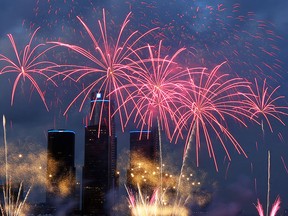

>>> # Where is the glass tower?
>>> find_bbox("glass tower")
[82,91,117,216]
[46,129,77,215]
[127,128,159,195]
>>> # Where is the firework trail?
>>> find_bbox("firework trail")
[121,40,193,196]
[126,184,159,215]
[255,152,281,216]
[34,0,100,32]
[255,200,265,216]
[266,151,271,216]
[240,79,287,216]
[0,28,59,111]
[2,116,8,191]
[238,73,287,216]
[255,196,281,216]
[34,0,78,28]
[124,40,190,140]
[1,116,32,216]
[50,9,157,134]
[175,62,250,171]
[125,184,189,216]
[175,122,196,202]
[136,2,284,79]
[240,78,288,133]
[281,156,288,174]
[269,197,281,216]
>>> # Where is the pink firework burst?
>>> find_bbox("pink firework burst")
[255,199,265,216]
[0,27,59,111]
[51,9,157,132]
[255,197,281,216]
[119,40,193,196]
[123,40,191,140]
[241,78,288,132]
[175,62,250,171]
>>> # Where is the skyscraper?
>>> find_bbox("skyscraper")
[129,129,159,163]
[127,128,159,195]
[46,129,77,215]
[82,91,117,216]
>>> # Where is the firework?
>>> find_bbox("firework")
[255,199,265,216]
[0,145,47,188]
[127,152,202,195]
[175,62,250,171]
[34,0,98,32]
[266,151,271,216]
[240,78,288,133]
[121,40,194,196]
[269,197,281,216]
[50,9,157,134]
[255,196,281,216]
[0,181,31,216]
[123,40,191,139]
[0,116,31,216]
[0,28,59,111]
[125,184,189,216]
[281,156,288,174]
[138,2,284,78]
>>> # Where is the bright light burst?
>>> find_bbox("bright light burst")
[1,116,31,216]
[0,180,31,216]
[126,185,189,216]
[241,79,288,132]
[120,40,191,196]
[123,40,191,140]
[0,28,59,111]
[0,2,287,214]
[175,62,250,171]
[255,197,281,216]
[51,9,157,133]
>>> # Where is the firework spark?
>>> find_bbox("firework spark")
[50,9,157,134]
[255,199,265,216]
[141,2,284,78]
[120,40,193,196]
[281,156,288,174]
[255,196,281,216]
[123,40,190,140]
[0,116,31,216]
[240,78,288,132]
[126,185,189,216]
[0,28,59,111]
[175,62,250,171]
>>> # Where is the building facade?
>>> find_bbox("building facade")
[46,129,77,215]
[82,91,118,216]
[127,128,159,195]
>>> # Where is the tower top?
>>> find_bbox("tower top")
[91,91,109,102]
[48,129,75,134]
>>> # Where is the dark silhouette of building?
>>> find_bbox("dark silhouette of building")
[130,130,159,162]
[127,129,159,195]
[46,129,77,215]
[82,91,118,216]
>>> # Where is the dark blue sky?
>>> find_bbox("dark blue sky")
[0,0,287,215]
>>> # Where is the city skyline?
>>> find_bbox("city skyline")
[0,0,288,215]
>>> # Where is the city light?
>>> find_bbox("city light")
[0,1,287,215]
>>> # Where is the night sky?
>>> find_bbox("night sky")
[0,0,288,215]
